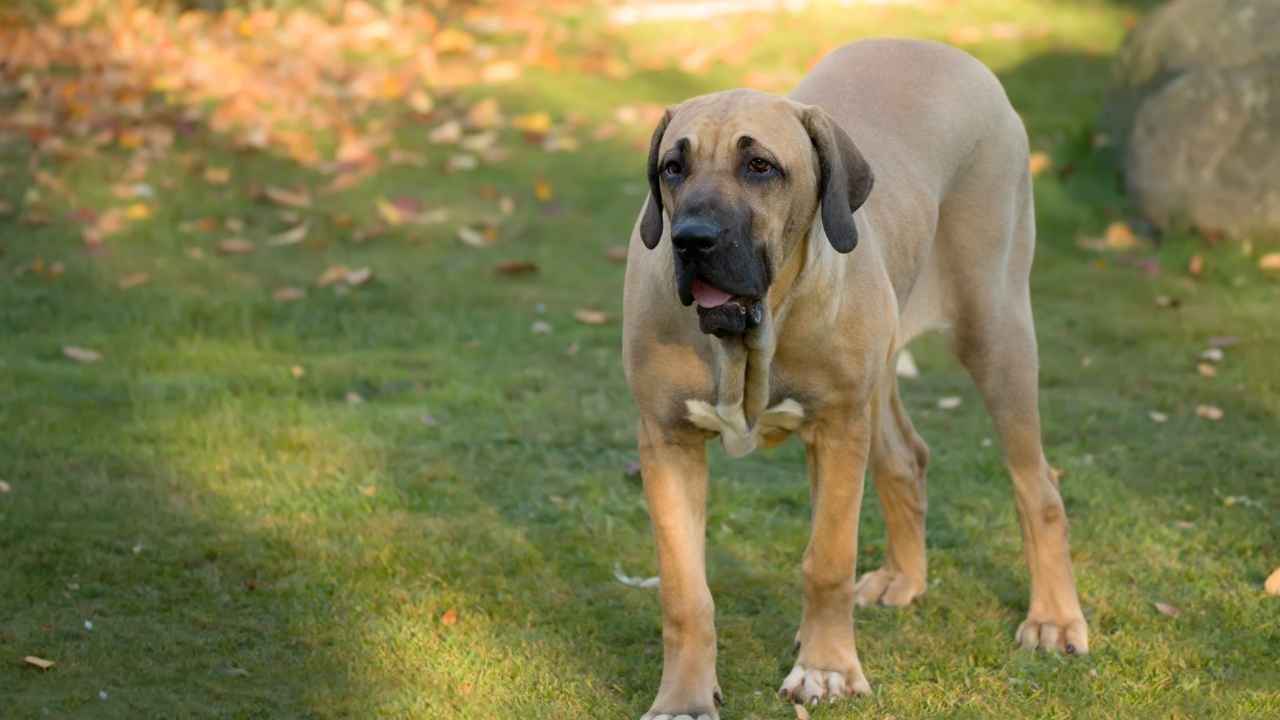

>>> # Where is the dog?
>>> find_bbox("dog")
[621,39,1088,719]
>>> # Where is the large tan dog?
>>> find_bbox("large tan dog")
[621,39,1088,718]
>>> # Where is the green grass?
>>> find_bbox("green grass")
[2,1,1279,718]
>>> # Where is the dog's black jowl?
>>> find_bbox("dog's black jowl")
[670,203,771,338]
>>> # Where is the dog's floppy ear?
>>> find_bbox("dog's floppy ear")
[640,108,673,249]
[801,105,874,253]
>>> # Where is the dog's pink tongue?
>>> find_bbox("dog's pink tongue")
[692,279,732,308]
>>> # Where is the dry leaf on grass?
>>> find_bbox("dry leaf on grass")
[1153,602,1181,618]
[1196,363,1217,378]
[316,265,350,287]
[613,563,659,589]
[0,480,11,493]
[1105,222,1137,250]
[428,120,463,144]
[531,321,552,335]
[1195,405,1224,421]
[440,608,459,626]
[534,179,554,202]
[457,225,497,248]
[268,223,308,246]
[574,309,608,325]
[1258,253,1280,272]
[217,238,256,255]
[63,346,102,363]
[494,260,538,276]
[23,656,55,670]
[264,185,312,209]
[344,267,373,286]
[1188,254,1205,277]
[204,167,231,185]
[1028,151,1051,177]
[117,272,150,290]
[937,396,962,410]
[605,246,628,263]
[1265,568,1280,596]
[273,287,306,302]
[1200,348,1225,363]
[1148,411,1168,423]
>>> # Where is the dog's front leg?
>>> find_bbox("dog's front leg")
[780,409,873,705]
[638,420,721,720]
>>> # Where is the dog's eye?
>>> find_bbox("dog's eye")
[661,160,683,178]
[747,157,773,175]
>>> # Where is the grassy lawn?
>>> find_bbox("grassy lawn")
[2,1,1278,717]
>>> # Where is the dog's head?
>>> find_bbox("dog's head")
[639,89,873,337]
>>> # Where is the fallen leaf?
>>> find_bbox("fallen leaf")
[531,320,552,334]
[0,480,11,493]
[1188,254,1204,277]
[494,260,539,276]
[345,391,364,405]
[1104,222,1137,250]
[446,154,479,172]
[408,90,434,115]
[1148,411,1168,424]
[1200,348,1224,363]
[440,608,459,626]
[1195,405,1224,421]
[1196,362,1217,378]
[117,272,151,290]
[124,203,151,221]
[1258,253,1280,272]
[316,265,351,287]
[613,563,660,589]
[466,98,503,129]
[290,365,305,379]
[268,223,308,246]
[428,120,463,144]
[1154,295,1180,309]
[1153,601,1181,618]
[205,167,231,185]
[512,112,553,136]
[574,309,608,325]
[605,246,628,263]
[534,179,554,202]
[1028,151,1051,176]
[216,238,256,255]
[1266,568,1280,596]
[63,346,102,363]
[23,656,55,670]
[937,396,962,410]
[264,186,312,209]
[273,287,306,302]
[461,132,498,152]
[344,267,374,286]
[482,60,522,83]
[457,225,497,248]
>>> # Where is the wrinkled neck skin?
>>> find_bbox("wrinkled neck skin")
[686,216,833,457]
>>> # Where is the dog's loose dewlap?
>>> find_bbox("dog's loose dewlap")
[621,38,1087,718]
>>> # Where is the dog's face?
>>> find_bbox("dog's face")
[639,89,874,337]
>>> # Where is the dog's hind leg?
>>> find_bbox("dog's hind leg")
[854,367,930,607]
[948,166,1089,655]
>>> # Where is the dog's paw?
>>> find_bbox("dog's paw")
[777,662,871,706]
[1016,613,1089,655]
[640,687,722,720]
[853,567,924,607]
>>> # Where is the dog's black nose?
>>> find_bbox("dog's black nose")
[671,217,721,255]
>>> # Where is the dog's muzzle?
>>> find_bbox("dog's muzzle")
[671,214,768,338]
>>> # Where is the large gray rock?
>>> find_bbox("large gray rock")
[1107,0,1280,238]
